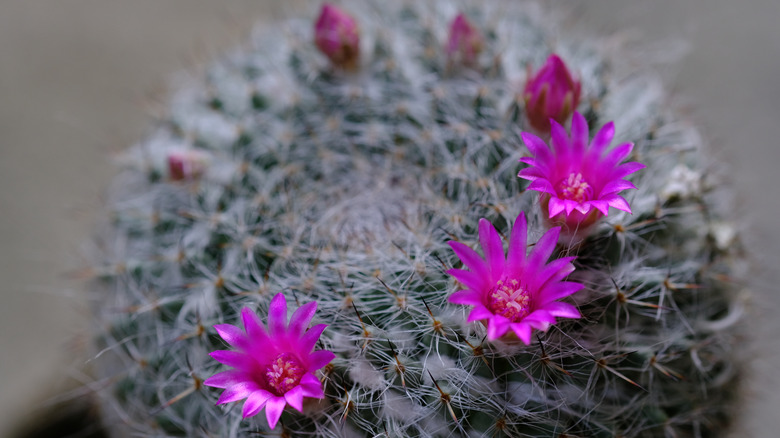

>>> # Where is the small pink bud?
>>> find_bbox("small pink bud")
[314,3,360,70]
[167,149,209,181]
[523,54,581,132]
[446,13,483,66]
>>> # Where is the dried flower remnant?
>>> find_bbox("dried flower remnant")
[518,112,645,234]
[167,148,209,181]
[523,54,581,132]
[314,3,360,70]
[448,213,583,344]
[204,294,335,429]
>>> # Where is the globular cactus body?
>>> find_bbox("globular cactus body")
[89,2,743,437]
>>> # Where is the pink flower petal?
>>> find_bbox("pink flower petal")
[543,301,581,319]
[574,202,591,214]
[527,257,575,292]
[299,373,325,398]
[505,213,528,275]
[549,120,571,159]
[299,323,327,353]
[448,289,482,306]
[308,350,336,370]
[523,310,556,330]
[264,396,287,429]
[599,179,636,196]
[518,157,541,170]
[241,307,269,343]
[448,268,489,291]
[204,370,248,389]
[604,195,632,213]
[284,386,305,412]
[467,305,494,322]
[268,293,288,337]
[611,161,646,179]
[570,112,588,159]
[517,165,546,179]
[288,301,317,339]
[564,199,578,215]
[510,322,533,345]
[548,196,566,217]
[216,381,262,405]
[242,389,273,418]
[602,142,634,169]
[527,179,556,195]
[526,227,560,273]
[448,241,490,279]
[521,132,554,164]
[537,281,584,305]
[590,200,610,215]
[210,350,252,369]
[214,324,248,349]
[479,218,506,280]
[486,315,511,340]
[589,121,615,158]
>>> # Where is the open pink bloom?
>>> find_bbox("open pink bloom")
[446,13,483,66]
[204,294,334,429]
[518,112,645,232]
[447,213,584,344]
[523,54,581,132]
[314,3,360,70]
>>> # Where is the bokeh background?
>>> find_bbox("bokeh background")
[1,1,777,435]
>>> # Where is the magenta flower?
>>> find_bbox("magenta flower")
[447,213,583,344]
[446,13,483,66]
[314,3,360,70]
[518,112,645,233]
[523,54,581,132]
[204,293,335,429]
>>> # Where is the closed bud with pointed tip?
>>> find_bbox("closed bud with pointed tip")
[314,3,360,70]
[446,13,483,67]
[523,54,581,132]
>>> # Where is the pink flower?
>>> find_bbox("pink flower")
[446,13,483,66]
[518,112,645,233]
[204,294,335,429]
[447,213,583,344]
[314,3,360,70]
[523,54,581,132]
[167,149,209,181]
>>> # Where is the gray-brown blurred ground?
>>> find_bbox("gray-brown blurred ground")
[1,1,777,436]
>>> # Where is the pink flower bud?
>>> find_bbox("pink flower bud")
[167,149,209,181]
[523,54,581,132]
[314,3,360,70]
[446,13,483,66]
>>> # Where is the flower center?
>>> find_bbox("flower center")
[556,172,592,203]
[488,279,531,322]
[264,352,305,395]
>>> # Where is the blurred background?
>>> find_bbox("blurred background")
[0,1,777,436]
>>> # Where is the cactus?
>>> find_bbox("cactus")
[87,1,744,437]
